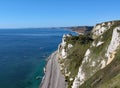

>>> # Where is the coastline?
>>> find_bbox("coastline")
[40,51,66,88]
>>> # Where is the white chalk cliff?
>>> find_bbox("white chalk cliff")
[58,34,73,59]
[42,20,120,88]
[72,21,120,88]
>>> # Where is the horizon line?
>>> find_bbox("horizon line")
[0,25,94,29]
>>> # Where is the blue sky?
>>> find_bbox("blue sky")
[0,0,120,28]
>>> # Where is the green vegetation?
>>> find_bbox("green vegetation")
[79,47,120,88]
[91,20,120,56]
[60,21,120,88]
[90,25,113,57]
[78,21,120,88]
[75,24,114,80]
[65,33,93,45]
[98,55,120,88]
[62,33,93,88]
[89,21,120,60]
[98,74,120,88]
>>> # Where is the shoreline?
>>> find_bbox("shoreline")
[40,52,55,88]
[40,51,66,88]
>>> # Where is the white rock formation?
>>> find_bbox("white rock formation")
[85,49,90,56]
[61,34,67,47]
[72,24,120,88]
[100,60,106,69]
[61,49,67,59]
[91,61,96,67]
[70,78,74,81]
[65,72,71,77]
[58,34,72,59]
[92,22,114,39]
[72,49,91,88]
[68,44,73,49]
[84,49,91,62]
[96,41,104,47]
[92,41,96,47]
[106,27,120,65]
[92,25,107,39]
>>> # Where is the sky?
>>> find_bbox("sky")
[0,0,120,28]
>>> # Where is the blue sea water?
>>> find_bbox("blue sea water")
[0,28,75,88]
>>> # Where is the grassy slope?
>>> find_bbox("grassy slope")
[98,74,120,88]
[64,34,93,88]
[98,48,120,88]
[60,21,120,88]
[79,21,120,88]
[80,48,120,88]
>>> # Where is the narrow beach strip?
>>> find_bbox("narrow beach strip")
[40,51,66,88]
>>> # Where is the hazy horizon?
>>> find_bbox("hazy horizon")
[0,0,120,28]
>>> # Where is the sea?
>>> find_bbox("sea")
[0,28,76,88]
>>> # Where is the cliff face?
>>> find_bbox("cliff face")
[57,20,120,88]
[58,34,73,59]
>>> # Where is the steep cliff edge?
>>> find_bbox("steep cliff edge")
[40,20,120,88]
[57,20,120,88]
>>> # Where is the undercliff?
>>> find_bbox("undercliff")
[57,20,120,88]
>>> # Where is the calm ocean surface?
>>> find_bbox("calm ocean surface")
[0,28,75,88]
